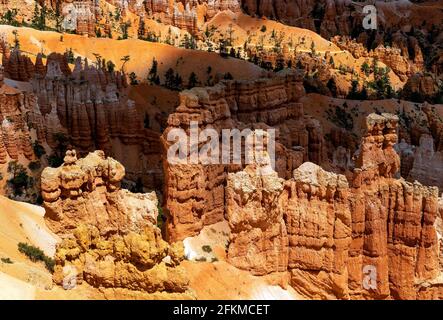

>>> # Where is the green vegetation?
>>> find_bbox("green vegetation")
[188,72,199,89]
[157,205,165,229]
[1,257,13,264]
[164,68,183,91]
[31,3,47,30]
[7,161,30,196]
[33,141,46,158]
[0,9,19,26]
[148,58,160,85]
[202,245,213,253]
[47,132,69,168]
[129,72,138,85]
[28,161,41,172]
[18,242,55,273]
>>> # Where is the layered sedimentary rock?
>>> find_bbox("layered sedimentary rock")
[208,113,442,299]
[42,150,193,298]
[162,72,326,241]
[402,73,441,102]
[332,36,421,82]
[226,164,288,275]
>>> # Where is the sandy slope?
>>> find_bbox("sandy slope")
[0,196,59,299]
[0,25,265,83]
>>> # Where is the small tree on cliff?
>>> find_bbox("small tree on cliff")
[120,55,130,73]
[129,72,138,85]
[12,30,20,49]
[361,61,371,76]
[327,78,338,96]
[32,3,46,30]
[7,161,30,196]
[148,58,160,85]
[310,41,316,56]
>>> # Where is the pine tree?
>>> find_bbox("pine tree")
[361,61,370,76]
[188,72,198,89]
[164,68,175,89]
[129,72,138,85]
[347,80,360,99]
[327,78,337,96]
[148,58,160,85]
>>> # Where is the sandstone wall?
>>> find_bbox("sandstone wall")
[161,72,326,241]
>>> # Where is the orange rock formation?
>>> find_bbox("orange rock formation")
[42,150,194,299]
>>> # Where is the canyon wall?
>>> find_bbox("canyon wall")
[225,113,443,299]
[161,71,327,242]
[41,150,194,299]
[0,48,164,190]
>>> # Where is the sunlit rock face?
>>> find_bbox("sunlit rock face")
[180,112,443,299]
[42,150,194,299]
[161,72,330,242]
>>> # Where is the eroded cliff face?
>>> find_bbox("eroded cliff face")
[161,71,327,242]
[41,150,194,299]
[224,113,443,299]
[0,47,165,190]
[0,69,36,164]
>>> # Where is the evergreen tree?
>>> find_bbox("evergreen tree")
[164,68,175,89]
[327,78,337,96]
[361,61,370,76]
[129,72,138,85]
[310,41,316,55]
[229,47,236,58]
[107,61,116,73]
[12,30,20,49]
[174,73,183,90]
[347,80,360,99]
[148,58,160,85]
[188,72,198,89]
[223,72,233,80]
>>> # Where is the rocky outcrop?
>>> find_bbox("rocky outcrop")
[42,150,193,299]
[332,36,419,82]
[223,113,443,299]
[402,73,441,102]
[0,66,39,163]
[162,72,327,242]
[226,164,288,276]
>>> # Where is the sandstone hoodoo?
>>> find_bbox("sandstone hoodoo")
[162,72,326,242]
[41,150,193,299]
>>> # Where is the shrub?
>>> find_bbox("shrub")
[156,205,163,227]
[1,257,13,264]
[195,256,207,262]
[18,242,55,273]
[202,245,212,253]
